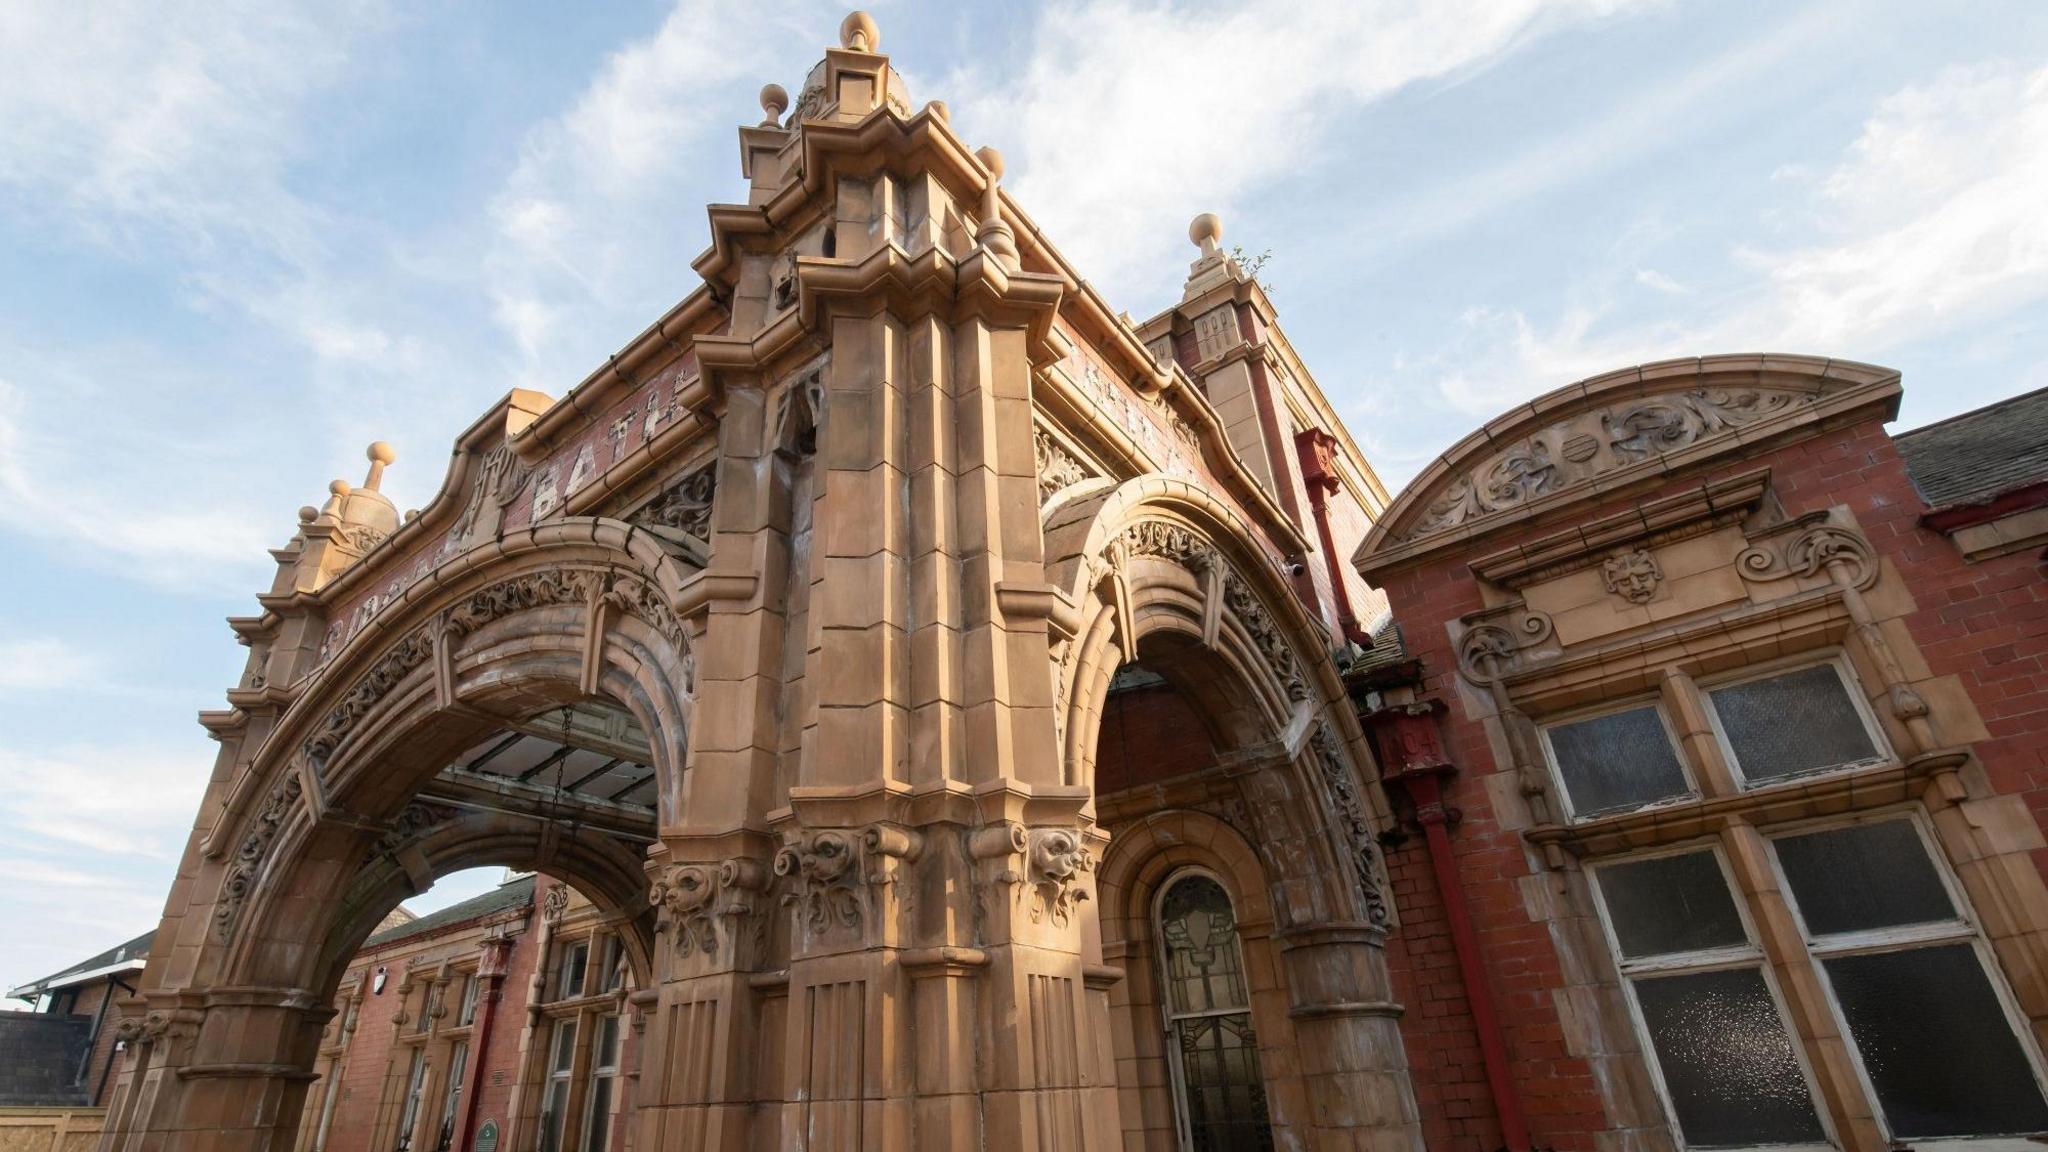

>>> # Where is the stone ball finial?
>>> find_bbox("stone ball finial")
[330,479,352,498]
[840,11,879,52]
[976,146,1005,183]
[1190,212,1223,254]
[760,83,789,126]
[298,506,319,524]
[364,441,396,491]
[925,100,949,124]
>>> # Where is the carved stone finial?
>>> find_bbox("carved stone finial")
[1189,212,1223,256]
[976,145,1005,184]
[925,100,949,123]
[839,11,879,51]
[364,442,395,491]
[759,83,789,126]
[298,505,318,525]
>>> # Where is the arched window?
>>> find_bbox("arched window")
[1155,871,1274,1151]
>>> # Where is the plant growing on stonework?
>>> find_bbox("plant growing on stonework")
[1230,245,1275,295]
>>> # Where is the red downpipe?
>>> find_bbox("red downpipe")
[458,937,513,1152]
[1402,770,1532,1152]
[1293,428,1370,646]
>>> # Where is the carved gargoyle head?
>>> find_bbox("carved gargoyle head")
[1602,549,1662,604]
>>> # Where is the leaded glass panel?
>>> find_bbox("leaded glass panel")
[1160,875,1250,1015]
[1158,874,1273,1152]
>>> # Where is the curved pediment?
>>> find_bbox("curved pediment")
[1356,355,1901,578]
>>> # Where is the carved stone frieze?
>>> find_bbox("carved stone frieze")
[214,771,305,942]
[1455,604,1556,685]
[1310,726,1391,928]
[331,522,390,557]
[442,569,594,642]
[1601,549,1663,604]
[1223,572,1310,702]
[1737,517,1879,590]
[1409,388,1815,540]
[542,882,570,924]
[1034,426,1094,507]
[1123,519,1215,572]
[631,465,717,542]
[1026,827,1094,928]
[303,625,435,778]
[376,800,461,856]
[599,573,688,653]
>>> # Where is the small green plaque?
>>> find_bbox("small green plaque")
[475,1119,499,1152]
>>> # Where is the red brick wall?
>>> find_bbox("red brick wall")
[1094,686,1219,794]
[1366,414,2048,1150]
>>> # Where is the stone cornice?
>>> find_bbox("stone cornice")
[1467,468,1773,589]
[1357,355,1901,581]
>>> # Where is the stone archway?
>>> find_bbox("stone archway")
[1044,479,1421,1150]
[100,520,695,1151]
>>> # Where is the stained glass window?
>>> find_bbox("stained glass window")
[1158,874,1273,1152]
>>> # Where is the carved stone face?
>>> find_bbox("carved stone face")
[1602,549,1662,604]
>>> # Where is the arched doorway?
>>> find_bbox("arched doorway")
[99,525,692,1152]
[1046,480,1422,1150]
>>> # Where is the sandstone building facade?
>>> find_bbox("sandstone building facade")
[97,9,2048,1152]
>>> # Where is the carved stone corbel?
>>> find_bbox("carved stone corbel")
[774,830,864,937]
[1737,515,1879,590]
[1025,827,1094,928]
[1454,603,1556,685]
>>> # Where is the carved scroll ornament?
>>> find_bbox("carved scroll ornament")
[1455,605,1555,685]
[630,466,716,542]
[1738,518,1878,590]
[1409,388,1814,540]
[1035,427,1094,507]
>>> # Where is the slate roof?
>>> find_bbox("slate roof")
[9,930,154,1000]
[1896,386,2048,508]
[366,875,536,948]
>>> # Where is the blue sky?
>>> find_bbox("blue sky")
[2,0,2045,996]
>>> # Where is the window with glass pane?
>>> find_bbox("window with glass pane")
[1593,849,1825,1147]
[585,1015,623,1152]
[1708,663,1881,784]
[558,941,589,1001]
[539,1021,576,1152]
[414,983,437,1034]
[1157,873,1273,1152]
[1772,819,2048,1139]
[395,1048,429,1151]
[436,1041,467,1151]
[1544,704,1691,817]
[600,935,625,992]
[456,976,479,1027]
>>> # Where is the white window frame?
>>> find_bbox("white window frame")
[1764,807,2048,1147]
[1537,695,1698,822]
[556,939,590,1002]
[435,1039,467,1152]
[538,1019,577,1152]
[1698,654,1892,790]
[394,1046,430,1152]
[1587,840,1835,1152]
[455,973,479,1027]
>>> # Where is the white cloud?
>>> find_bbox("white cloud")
[0,639,97,692]
[0,378,275,592]
[1423,60,2048,418]
[485,0,831,386]
[0,741,211,860]
[953,0,1649,308]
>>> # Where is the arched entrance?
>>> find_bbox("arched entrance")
[1046,480,1421,1149]
[99,522,692,1151]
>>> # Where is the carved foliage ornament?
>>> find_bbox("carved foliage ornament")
[1409,388,1813,539]
[542,883,571,924]
[377,801,461,857]
[631,465,716,542]
[773,826,923,941]
[1310,726,1391,928]
[1034,427,1094,507]
[214,771,305,942]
